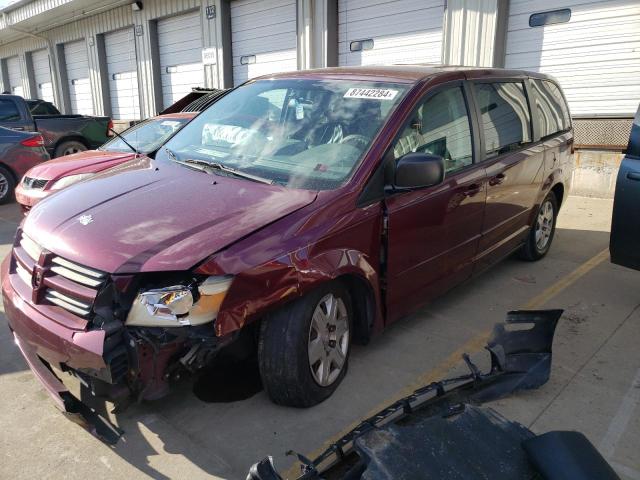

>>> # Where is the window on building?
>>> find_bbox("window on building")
[531,79,571,138]
[529,9,571,27]
[0,99,20,122]
[393,86,473,174]
[475,82,532,158]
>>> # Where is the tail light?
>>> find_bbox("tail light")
[107,119,115,137]
[21,135,45,148]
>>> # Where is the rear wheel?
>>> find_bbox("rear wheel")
[258,282,352,407]
[519,191,558,261]
[54,140,87,157]
[0,166,15,205]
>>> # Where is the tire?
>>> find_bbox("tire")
[54,140,87,158]
[258,282,353,407]
[0,166,15,205]
[519,191,558,261]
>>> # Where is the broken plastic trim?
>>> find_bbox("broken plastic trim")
[60,392,123,445]
[247,309,562,480]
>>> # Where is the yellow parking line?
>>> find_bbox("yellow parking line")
[284,247,610,478]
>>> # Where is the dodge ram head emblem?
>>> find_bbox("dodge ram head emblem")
[78,214,93,226]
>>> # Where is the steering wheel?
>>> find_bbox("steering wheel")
[340,134,369,151]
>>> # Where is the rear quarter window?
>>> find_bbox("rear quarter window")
[0,99,20,122]
[531,79,571,138]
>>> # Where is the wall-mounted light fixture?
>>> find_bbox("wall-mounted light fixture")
[131,1,143,12]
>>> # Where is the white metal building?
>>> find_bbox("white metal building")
[0,0,637,144]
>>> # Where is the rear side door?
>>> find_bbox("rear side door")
[470,80,543,270]
[610,105,640,269]
[384,82,486,322]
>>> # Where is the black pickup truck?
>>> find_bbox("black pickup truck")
[0,95,112,158]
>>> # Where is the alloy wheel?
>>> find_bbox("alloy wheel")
[0,172,8,199]
[307,293,350,387]
[535,200,554,251]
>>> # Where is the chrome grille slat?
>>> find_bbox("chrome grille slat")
[50,265,103,288]
[46,289,92,310]
[44,291,91,317]
[15,262,32,286]
[19,234,42,262]
[51,256,106,280]
[13,232,107,318]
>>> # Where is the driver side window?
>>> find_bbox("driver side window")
[392,86,473,174]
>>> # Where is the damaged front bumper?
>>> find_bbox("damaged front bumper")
[2,255,233,444]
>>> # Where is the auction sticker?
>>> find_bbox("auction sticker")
[343,88,398,100]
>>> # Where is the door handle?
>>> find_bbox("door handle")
[627,172,640,181]
[489,173,506,186]
[463,184,481,197]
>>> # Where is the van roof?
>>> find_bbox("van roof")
[254,65,556,85]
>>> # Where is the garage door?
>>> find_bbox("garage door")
[338,0,445,66]
[6,56,23,97]
[64,40,93,115]
[231,0,297,86]
[105,28,140,120]
[157,11,204,109]
[505,0,640,117]
[31,49,54,103]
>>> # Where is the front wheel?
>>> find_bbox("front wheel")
[519,191,558,261]
[258,282,352,407]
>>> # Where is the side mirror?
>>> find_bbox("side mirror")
[394,152,445,189]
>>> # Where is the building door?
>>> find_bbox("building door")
[31,49,54,103]
[504,0,640,117]
[157,10,204,109]
[64,40,93,115]
[7,56,23,96]
[230,0,298,86]
[105,28,140,120]
[338,0,445,67]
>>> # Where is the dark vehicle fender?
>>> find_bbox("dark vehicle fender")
[50,135,88,154]
[212,248,383,342]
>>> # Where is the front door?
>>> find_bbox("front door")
[471,80,544,270]
[385,84,486,323]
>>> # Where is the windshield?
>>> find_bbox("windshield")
[156,79,408,190]
[102,117,190,154]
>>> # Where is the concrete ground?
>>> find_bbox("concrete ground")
[1,195,639,480]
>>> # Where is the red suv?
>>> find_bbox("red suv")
[2,67,573,417]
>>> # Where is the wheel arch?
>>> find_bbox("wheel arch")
[0,162,18,182]
[52,136,89,157]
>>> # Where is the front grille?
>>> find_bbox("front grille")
[13,232,107,318]
[22,176,48,190]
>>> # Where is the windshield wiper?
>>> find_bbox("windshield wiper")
[172,156,274,185]
[109,128,140,155]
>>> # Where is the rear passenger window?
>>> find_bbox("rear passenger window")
[531,79,571,137]
[475,82,532,158]
[0,99,20,122]
[393,86,473,174]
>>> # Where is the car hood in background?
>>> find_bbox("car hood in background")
[26,150,137,183]
[23,157,317,273]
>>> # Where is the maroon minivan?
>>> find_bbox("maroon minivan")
[2,66,573,417]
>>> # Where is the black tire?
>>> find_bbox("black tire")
[54,140,87,158]
[519,191,558,261]
[0,166,16,205]
[258,282,353,407]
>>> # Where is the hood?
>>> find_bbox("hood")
[26,150,136,183]
[23,157,317,273]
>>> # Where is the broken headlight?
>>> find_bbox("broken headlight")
[125,276,233,327]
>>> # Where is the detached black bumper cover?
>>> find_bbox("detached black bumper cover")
[248,310,597,480]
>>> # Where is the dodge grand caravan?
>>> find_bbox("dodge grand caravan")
[2,66,573,418]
